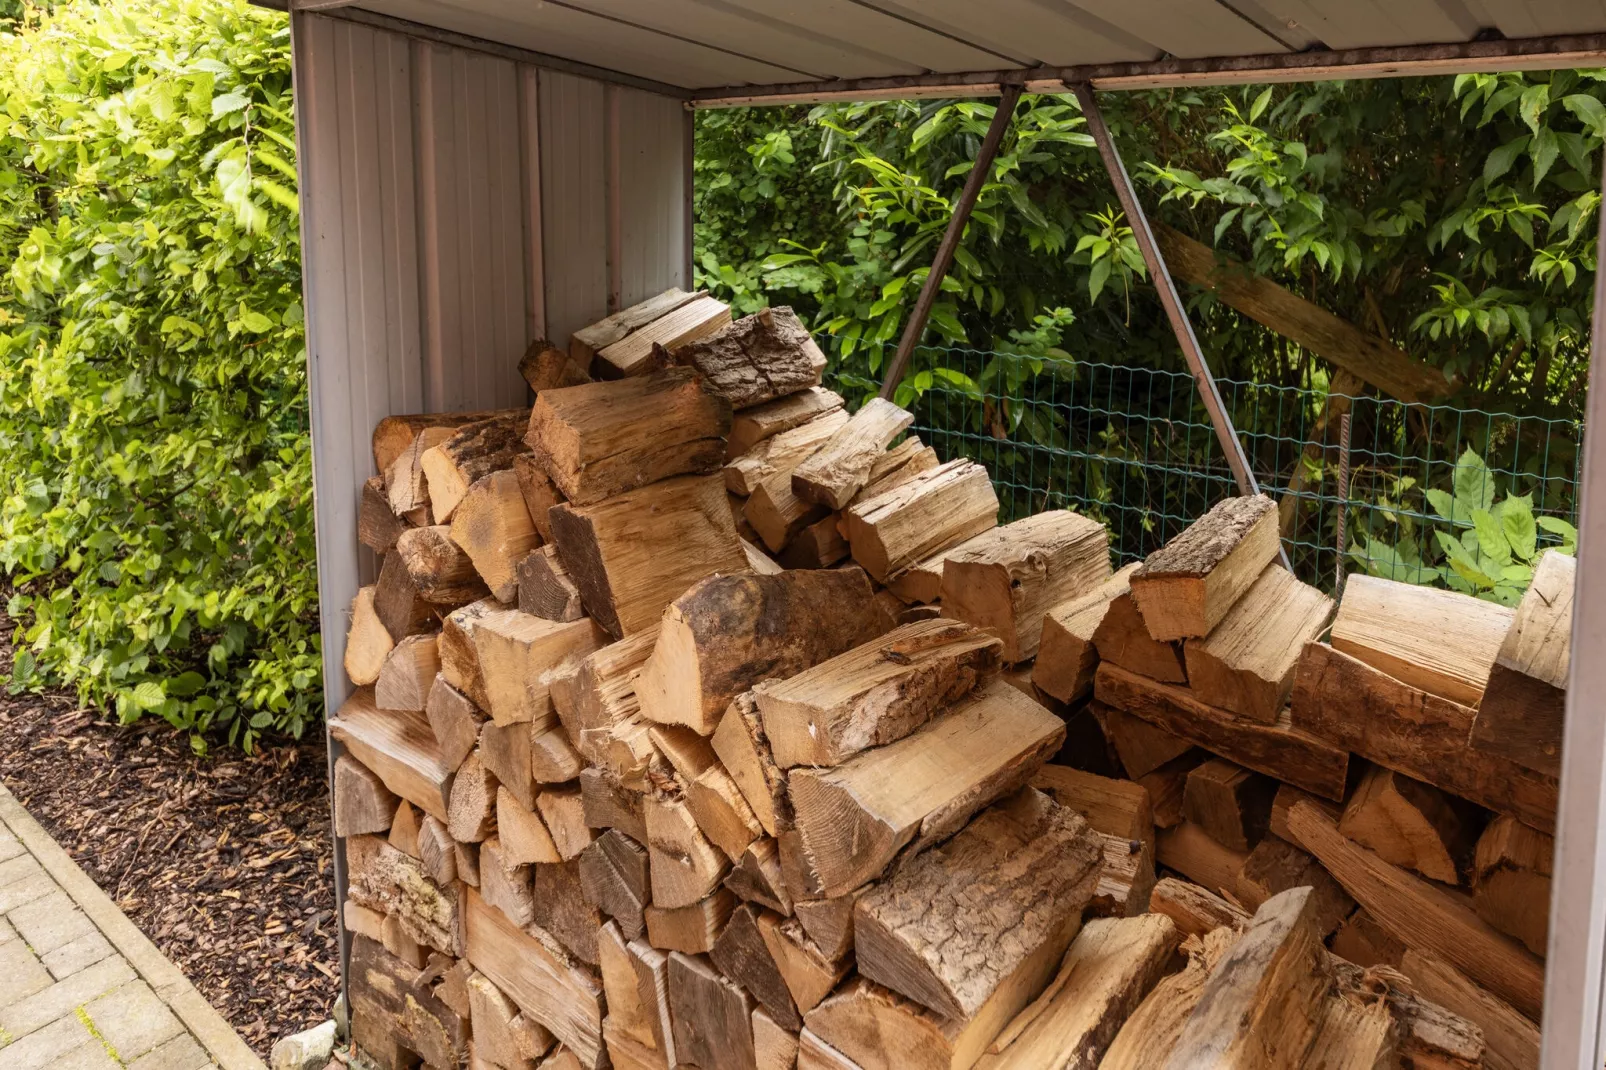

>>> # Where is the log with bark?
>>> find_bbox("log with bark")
[373,410,522,475]
[674,306,827,409]
[1472,549,1574,777]
[1128,494,1280,641]
[1033,562,1141,702]
[788,398,914,510]
[842,459,999,584]
[421,412,530,524]
[726,408,850,497]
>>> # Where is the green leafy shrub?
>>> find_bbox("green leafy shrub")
[0,0,315,750]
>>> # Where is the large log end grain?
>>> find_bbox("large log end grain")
[675,305,828,410]
[637,566,885,736]
[854,788,1104,1022]
[1129,494,1279,641]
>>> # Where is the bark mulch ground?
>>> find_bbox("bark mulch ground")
[0,669,339,1058]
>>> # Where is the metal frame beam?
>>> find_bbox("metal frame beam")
[878,85,1023,402]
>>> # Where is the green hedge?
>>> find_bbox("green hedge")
[0,0,316,750]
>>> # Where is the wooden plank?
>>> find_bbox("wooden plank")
[1472,549,1575,776]
[570,288,698,366]
[595,295,732,379]
[1290,642,1558,831]
[1329,574,1513,706]
[1094,662,1349,800]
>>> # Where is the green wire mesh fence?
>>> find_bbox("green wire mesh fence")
[826,342,1581,598]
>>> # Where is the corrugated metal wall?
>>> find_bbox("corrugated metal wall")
[292,10,691,715]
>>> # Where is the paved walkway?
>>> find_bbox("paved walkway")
[0,784,265,1070]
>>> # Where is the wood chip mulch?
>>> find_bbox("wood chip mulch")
[0,665,339,1057]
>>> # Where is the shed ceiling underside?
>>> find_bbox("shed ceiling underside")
[303,0,1606,100]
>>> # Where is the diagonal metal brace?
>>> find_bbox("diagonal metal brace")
[879,84,1025,401]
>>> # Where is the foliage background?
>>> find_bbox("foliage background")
[0,0,314,749]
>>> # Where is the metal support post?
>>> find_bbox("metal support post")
[878,84,1024,401]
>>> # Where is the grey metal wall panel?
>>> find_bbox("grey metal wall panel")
[294,11,689,719]
[616,87,691,309]
[540,69,612,347]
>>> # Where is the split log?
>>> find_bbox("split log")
[1092,591,1188,685]
[627,939,678,1066]
[473,608,600,726]
[758,913,851,1016]
[345,586,394,686]
[335,755,399,837]
[499,788,561,866]
[754,617,1002,769]
[726,408,850,497]
[426,675,485,771]
[803,978,992,1070]
[579,829,651,941]
[1472,549,1575,776]
[779,515,850,570]
[788,677,1066,896]
[1287,798,1546,1020]
[600,927,658,1063]
[687,765,765,861]
[1400,948,1539,1070]
[1472,816,1553,956]
[1181,758,1276,852]
[667,951,757,1070]
[1269,783,1341,845]
[854,789,1103,1022]
[797,1030,861,1070]
[396,525,491,605]
[343,900,385,944]
[351,935,469,1067]
[360,475,410,554]
[376,633,441,712]
[1094,703,1194,779]
[637,567,884,736]
[564,632,656,747]
[712,904,801,1030]
[1148,876,1248,937]
[450,469,539,603]
[480,836,536,927]
[456,841,480,888]
[937,510,1112,663]
[345,837,461,956]
[417,815,458,886]
[374,551,437,643]
[1029,764,1153,847]
[1338,765,1477,885]
[745,469,832,552]
[1137,753,1203,830]
[520,338,592,393]
[440,596,504,711]
[1100,927,1238,1070]
[470,971,556,1069]
[711,693,792,838]
[729,387,845,458]
[388,800,419,857]
[1033,563,1140,702]
[478,720,534,809]
[1162,886,1331,1068]
[742,537,785,575]
[463,887,607,1068]
[1182,563,1333,723]
[387,426,454,518]
[725,838,792,916]
[1155,822,1252,904]
[842,459,999,584]
[374,410,520,474]
[975,914,1181,1070]
[644,793,729,909]
[1095,662,1349,800]
[792,888,862,963]
[753,1008,800,1070]
[538,785,596,861]
[527,369,732,506]
[533,858,604,965]
[1291,641,1558,831]
[675,306,827,409]
[789,397,914,509]
[1329,574,1514,706]
[570,288,700,368]
[422,412,531,524]
[644,890,735,954]
[581,767,649,845]
[512,453,566,543]
[533,726,585,784]
[330,690,454,822]
[1128,494,1280,641]
[448,751,497,843]
[1328,909,1406,969]
[596,293,731,378]
[1237,836,1354,937]
[1302,989,1396,1070]
[550,474,748,638]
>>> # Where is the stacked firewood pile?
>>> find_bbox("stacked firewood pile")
[330,288,1561,1070]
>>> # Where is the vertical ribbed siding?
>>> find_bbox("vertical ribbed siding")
[293,11,688,716]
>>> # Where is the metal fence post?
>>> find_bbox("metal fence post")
[879,84,1024,401]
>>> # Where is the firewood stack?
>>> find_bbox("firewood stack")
[330,288,1543,1070]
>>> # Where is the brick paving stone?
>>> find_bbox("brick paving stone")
[0,868,53,913]
[0,933,51,1006]
[0,1011,98,1070]
[9,889,96,955]
[0,853,40,889]
[0,830,23,862]
[0,953,134,1040]
[41,929,114,980]
[50,1037,122,1070]
[85,979,187,1063]
[0,915,16,944]
[128,1031,215,1070]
